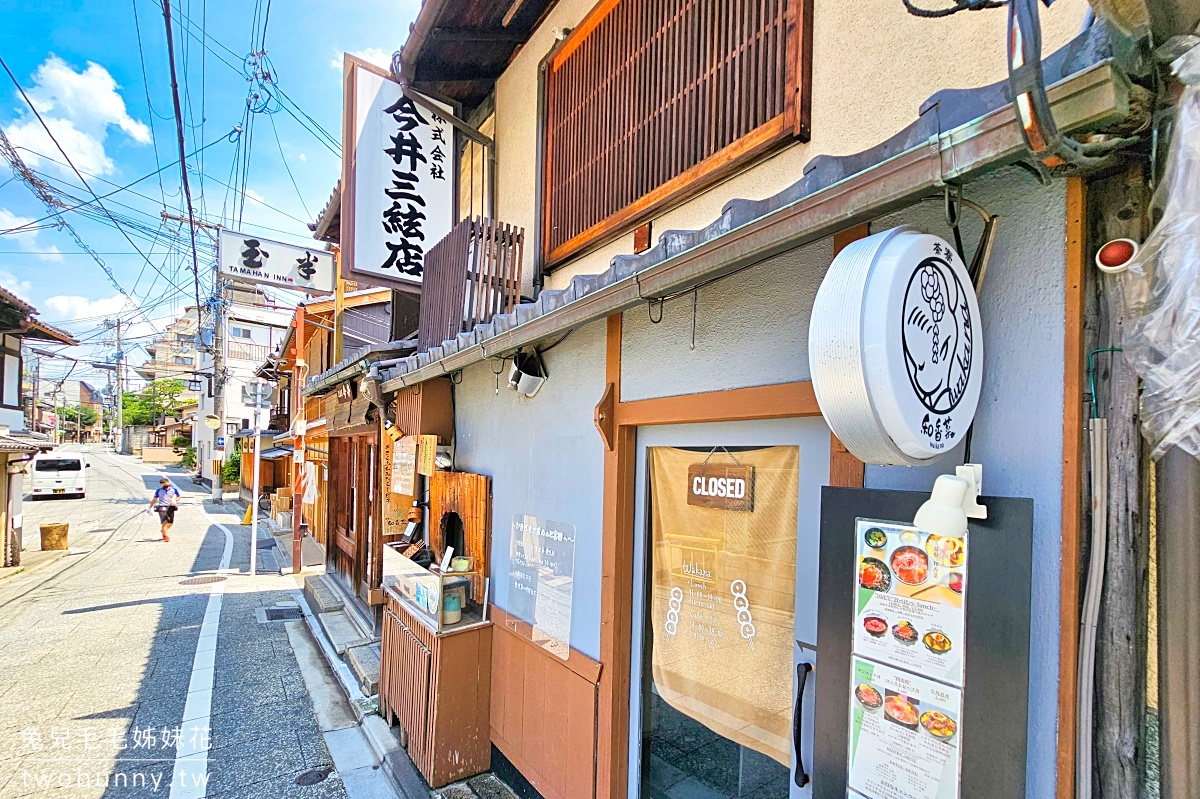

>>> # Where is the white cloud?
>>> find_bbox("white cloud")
[6,56,149,177]
[245,188,266,205]
[0,208,64,262]
[0,268,32,295]
[297,152,307,163]
[331,47,393,70]
[43,293,133,321]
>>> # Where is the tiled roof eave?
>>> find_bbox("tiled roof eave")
[380,42,1128,394]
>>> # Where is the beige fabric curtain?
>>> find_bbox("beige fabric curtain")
[648,445,799,766]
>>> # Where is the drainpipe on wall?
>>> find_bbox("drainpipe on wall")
[5,455,28,568]
[1157,446,1200,798]
[532,28,571,297]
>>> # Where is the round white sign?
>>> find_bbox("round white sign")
[808,227,983,465]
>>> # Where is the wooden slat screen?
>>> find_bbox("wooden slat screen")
[418,216,525,350]
[543,0,811,265]
[380,601,433,767]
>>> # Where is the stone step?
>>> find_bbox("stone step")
[318,610,372,656]
[346,643,381,696]
[304,574,343,614]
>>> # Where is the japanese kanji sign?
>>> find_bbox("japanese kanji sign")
[345,56,454,289]
[217,229,335,295]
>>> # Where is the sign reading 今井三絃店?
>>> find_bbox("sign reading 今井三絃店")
[686,463,755,511]
[346,57,455,290]
[217,229,335,294]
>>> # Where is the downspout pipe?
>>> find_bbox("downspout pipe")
[1157,445,1200,799]
[532,28,571,297]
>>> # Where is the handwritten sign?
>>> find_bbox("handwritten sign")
[417,434,438,476]
[686,463,755,511]
[392,435,418,496]
[507,515,577,660]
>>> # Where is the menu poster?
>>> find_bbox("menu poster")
[392,435,418,496]
[854,519,967,685]
[507,515,577,660]
[847,657,962,799]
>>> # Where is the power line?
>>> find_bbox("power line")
[0,55,185,327]
[1,133,229,236]
[130,0,173,212]
[166,3,341,156]
[268,114,310,217]
[159,0,205,317]
[0,126,142,316]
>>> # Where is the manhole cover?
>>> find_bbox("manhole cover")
[180,575,228,586]
[295,768,332,786]
[264,607,303,622]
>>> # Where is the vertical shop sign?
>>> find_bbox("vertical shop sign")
[346,58,454,290]
[507,515,576,660]
[847,519,969,799]
[648,446,799,766]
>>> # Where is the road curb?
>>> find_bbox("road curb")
[0,549,67,581]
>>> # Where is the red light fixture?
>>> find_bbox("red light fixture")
[1095,238,1139,274]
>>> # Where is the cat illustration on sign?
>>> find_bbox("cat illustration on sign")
[902,253,974,417]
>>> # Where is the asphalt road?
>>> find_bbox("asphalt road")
[0,446,348,799]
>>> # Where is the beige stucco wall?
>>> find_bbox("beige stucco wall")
[492,0,1089,291]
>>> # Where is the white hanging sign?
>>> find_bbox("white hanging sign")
[217,229,335,295]
[809,227,984,465]
[344,56,455,289]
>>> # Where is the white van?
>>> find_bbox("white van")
[29,452,88,499]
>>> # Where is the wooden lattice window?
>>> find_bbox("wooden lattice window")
[542,0,813,266]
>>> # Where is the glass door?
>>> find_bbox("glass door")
[629,419,828,799]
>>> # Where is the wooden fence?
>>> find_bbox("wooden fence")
[418,216,525,351]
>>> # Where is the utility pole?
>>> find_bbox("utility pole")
[334,246,345,361]
[160,210,220,241]
[107,318,125,453]
[160,0,203,315]
[247,379,272,578]
[169,209,231,501]
[292,305,306,572]
[210,283,228,503]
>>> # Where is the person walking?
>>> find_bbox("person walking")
[150,477,181,542]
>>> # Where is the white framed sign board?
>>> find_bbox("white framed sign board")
[343,56,455,290]
[217,228,335,295]
[809,227,984,466]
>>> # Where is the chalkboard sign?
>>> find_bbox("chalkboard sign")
[813,487,1033,799]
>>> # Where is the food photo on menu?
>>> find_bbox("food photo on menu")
[847,657,963,799]
[852,520,968,686]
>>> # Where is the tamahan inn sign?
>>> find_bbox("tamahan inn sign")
[343,55,455,290]
[217,229,335,295]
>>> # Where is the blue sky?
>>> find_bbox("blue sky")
[0,0,419,382]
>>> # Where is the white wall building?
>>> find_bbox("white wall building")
[195,301,292,487]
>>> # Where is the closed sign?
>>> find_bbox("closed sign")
[687,464,755,511]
